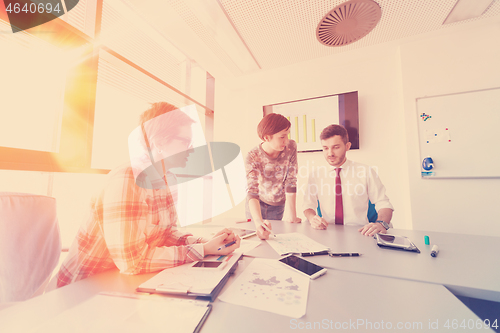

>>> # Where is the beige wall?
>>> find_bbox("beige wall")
[400,21,500,236]
[213,19,500,236]
[214,44,412,229]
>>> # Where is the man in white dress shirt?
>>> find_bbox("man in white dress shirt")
[302,124,394,236]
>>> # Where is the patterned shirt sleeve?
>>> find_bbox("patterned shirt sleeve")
[56,166,205,287]
[101,170,204,275]
[245,150,261,200]
[284,140,298,193]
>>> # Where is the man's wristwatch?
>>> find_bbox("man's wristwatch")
[371,220,390,230]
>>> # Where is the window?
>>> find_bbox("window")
[0,0,216,243]
[0,22,68,153]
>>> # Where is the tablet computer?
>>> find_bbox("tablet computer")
[375,234,420,253]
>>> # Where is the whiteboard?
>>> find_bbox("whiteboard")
[416,87,500,178]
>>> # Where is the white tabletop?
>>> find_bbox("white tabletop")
[0,222,498,333]
[203,257,491,333]
[0,258,491,333]
[241,221,500,302]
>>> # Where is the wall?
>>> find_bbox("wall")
[213,18,500,236]
[213,44,412,229]
[400,21,500,236]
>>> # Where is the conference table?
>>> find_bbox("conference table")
[242,222,500,302]
[1,221,498,333]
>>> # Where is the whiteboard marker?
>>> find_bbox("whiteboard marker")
[430,245,439,257]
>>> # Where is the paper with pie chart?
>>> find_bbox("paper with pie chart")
[218,258,309,318]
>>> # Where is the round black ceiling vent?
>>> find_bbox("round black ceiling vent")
[316,0,382,47]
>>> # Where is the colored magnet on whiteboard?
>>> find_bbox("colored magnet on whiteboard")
[444,127,451,142]
[422,156,434,171]
[420,113,432,121]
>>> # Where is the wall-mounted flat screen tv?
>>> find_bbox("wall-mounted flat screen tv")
[263,91,359,152]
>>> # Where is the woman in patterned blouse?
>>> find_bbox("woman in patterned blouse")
[245,113,301,239]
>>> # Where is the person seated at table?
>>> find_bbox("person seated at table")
[302,124,394,236]
[245,113,301,240]
[56,102,240,288]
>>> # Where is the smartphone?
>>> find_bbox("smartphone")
[278,254,327,279]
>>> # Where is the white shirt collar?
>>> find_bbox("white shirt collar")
[329,158,351,171]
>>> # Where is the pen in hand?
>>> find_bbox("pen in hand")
[217,240,236,251]
[260,222,276,238]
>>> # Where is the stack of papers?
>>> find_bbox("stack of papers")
[267,232,329,256]
[235,239,261,254]
[219,258,309,318]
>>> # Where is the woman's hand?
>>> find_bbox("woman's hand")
[203,229,241,255]
[255,220,272,240]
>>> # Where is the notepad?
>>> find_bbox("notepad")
[236,239,261,254]
[267,232,329,256]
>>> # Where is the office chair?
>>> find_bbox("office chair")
[0,192,61,304]
[366,200,378,222]
[316,200,378,222]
